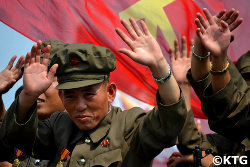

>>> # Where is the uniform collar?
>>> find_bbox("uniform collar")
[87,106,114,144]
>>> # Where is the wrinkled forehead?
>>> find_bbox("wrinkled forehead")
[61,82,103,94]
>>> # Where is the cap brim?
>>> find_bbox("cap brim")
[56,79,104,90]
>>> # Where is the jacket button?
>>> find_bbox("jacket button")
[85,138,91,144]
[79,158,86,165]
[34,159,40,166]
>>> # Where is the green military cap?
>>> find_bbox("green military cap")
[50,43,116,90]
[236,51,250,77]
[41,40,68,66]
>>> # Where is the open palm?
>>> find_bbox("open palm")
[115,18,165,69]
[0,56,24,94]
[23,41,57,97]
[196,8,231,57]
[170,37,193,84]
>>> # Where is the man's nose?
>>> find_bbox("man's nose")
[75,97,87,112]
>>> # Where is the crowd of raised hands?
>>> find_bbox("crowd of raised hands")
[0,6,248,167]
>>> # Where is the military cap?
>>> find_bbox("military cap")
[41,40,68,66]
[50,43,116,89]
[236,51,250,76]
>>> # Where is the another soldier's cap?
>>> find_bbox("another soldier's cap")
[236,51,250,77]
[51,43,116,89]
[41,40,68,66]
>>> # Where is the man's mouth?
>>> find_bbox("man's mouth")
[37,99,45,103]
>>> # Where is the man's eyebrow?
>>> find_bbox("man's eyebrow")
[64,87,96,94]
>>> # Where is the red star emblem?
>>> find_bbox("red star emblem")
[41,47,46,53]
[71,58,79,66]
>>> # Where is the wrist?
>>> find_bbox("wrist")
[211,54,228,71]
[150,59,169,79]
[194,37,209,57]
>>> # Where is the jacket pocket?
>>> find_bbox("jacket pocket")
[89,149,122,167]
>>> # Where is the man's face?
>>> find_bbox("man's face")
[37,77,65,120]
[59,81,116,130]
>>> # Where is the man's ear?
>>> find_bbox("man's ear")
[107,83,117,103]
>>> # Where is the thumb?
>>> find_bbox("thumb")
[48,64,58,81]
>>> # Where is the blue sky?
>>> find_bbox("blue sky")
[0,22,35,109]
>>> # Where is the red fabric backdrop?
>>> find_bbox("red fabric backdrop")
[0,0,249,118]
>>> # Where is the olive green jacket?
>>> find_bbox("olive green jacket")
[176,108,245,158]
[187,60,250,153]
[0,93,186,167]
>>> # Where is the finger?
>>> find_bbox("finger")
[196,119,202,132]
[216,9,226,19]
[220,20,229,32]
[195,19,206,34]
[115,28,134,50]
[35,40,42,63]
[118,48,136,60]
[129,18,144,37]
[48,64,58,81]
[226,10,239,25]
[16,71,23,81]
[42,45,51,67]
[6,55,17,70]
[140,20,150,36]
[229,18,243,32]
[167,157,177,166]
[24,52,31,69]
[30,44,37,64]
[221,8,235,21]
[14,56,25,70]
[172,152,183,157]
[203,8,215,25]
[196,28,204,40]
[120,19,138,40]
[197,13,208,29]
[174,39,181,59]
[169,47,175,63]
[189,39,195,58]
[181,36,187,58]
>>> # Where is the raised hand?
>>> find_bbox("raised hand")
[0,55,24,94]
[115,18,181,105]
[22,40,58,98]
[115,18,166,71]
[213,8,243,34]
[195,8,231,57]
[170,37,194,84]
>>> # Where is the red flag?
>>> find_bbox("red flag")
[1,0,248,118]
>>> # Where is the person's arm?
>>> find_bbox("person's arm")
[115,18,187,160]
[192,8,249,143]
[0,96,6,120]
[0,55,24,120]
[195,8,232,93]
[17,41,58,122]
[170,36,193,111]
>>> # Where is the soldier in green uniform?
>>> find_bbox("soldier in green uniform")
[13,40,67,167]
[167,8,246,166]
[167,36,246,167]
[1,40,67,167]
[0,55,24,167]
[188,7,249,161]
[0,18,187,166]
